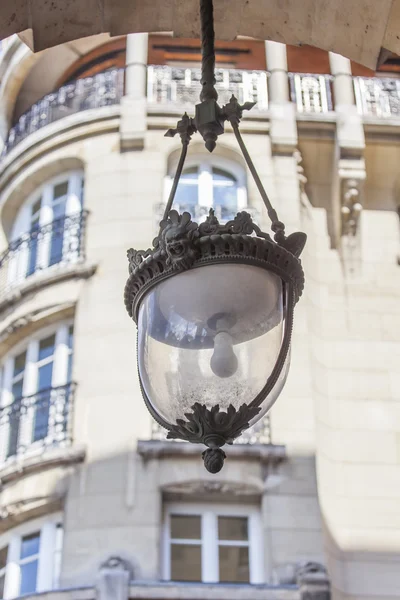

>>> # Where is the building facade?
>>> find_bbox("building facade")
[0,32,399,600]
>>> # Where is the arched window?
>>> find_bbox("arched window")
[4,171,85,290]
[0,322,74,464]
[166,159,247,222]
[0,515,63,598]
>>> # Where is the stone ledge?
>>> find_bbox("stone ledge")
[0,443,86,487]
[137,440,286,465]
[0,262,97,316]
[129,581,299,600]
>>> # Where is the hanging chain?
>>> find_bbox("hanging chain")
[200,0,218,102]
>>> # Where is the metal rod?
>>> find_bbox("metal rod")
[162,139,189,221]
[230,121,284,232]
[200,0,218,102]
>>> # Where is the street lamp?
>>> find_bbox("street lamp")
[124,0,306,473]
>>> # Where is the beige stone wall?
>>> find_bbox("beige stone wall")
[2,43,400,599]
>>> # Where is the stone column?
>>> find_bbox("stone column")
[120,33,148,150]
[328,53,365,249]
[264,41,300,231]
[265,41,297,153]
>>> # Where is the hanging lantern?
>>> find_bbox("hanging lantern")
[124,0,306,473]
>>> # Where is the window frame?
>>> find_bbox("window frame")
[8,171,84,285]
[0,321,74,464]
[164,156,247,217]
[0,514,63,600]
[162,503,264,584]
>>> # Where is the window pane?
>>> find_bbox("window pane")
[174,182,198,210]
[212,168,237,182]
[31,198,42,219]
[33,389,51,441]
[68,326,74,350]
[13,352,26,378]
[0,546,8,570]
[219,546,249,583]
[19,560,38,595]
[171,544,201,581]
[38,362,53,391]
[39,335,55,362]
[11,380,24,401]
[53,182,69,201]
[212,168,238,219]
[0,573,5,599]
[218,516,248,541]
[20,533,40,559]
[171,515,201,539]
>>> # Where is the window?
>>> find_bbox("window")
[0,323,74,463]
[0,516,62,599]
[166,160,247,222]
[8,171,84,287]
[163,504,264,584]
[0,546,8,599]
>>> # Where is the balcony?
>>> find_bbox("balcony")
[2,68,125,156]
[354,76,400,117]
[0,383,75,466]
[289,73,333,114]
[0,211,88,305]
[147,65,269,109]
[3,64,400,158]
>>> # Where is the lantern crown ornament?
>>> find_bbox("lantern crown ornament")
[124,0,307,473]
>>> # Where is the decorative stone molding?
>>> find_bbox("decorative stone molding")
[296,562,331,600]
[0,495,62,532]
[0,263,97,317]
[162,479,263,498]
[96,556,132,600]
[341,179,363,238]
[0,444,86,487]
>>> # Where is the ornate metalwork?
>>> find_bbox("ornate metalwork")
[152,413,271,444]
[125,0,306,472]
[289,73,333,113]
[167,402,261,446]
[0,211,88,301]
[3,69,125,156]
[125,209,305,321]
[0,383,75,465]
[354,76,400,117]
[147,66,269,110]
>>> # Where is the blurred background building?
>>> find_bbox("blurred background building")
[0,32,399,600]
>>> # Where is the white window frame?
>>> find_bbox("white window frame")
[0,513,63,600]
[164,156,247,215]
[8,170,84,287]
[0,321,74,465]
[162,503,264,584]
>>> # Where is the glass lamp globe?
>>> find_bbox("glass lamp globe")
[125,210,305,472]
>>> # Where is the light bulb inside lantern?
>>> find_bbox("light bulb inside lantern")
[209,315,238,378]
[210,331,238,378]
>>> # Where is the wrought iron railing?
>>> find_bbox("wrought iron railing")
[3,68,125,155]
[289,73,333,113]
[0,383,75,464]
[147,65,269,109]
[0,210,88,301]
[354,76,400,117]
[152,414,271,445]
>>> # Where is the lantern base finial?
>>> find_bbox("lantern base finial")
[202,448,226,473]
